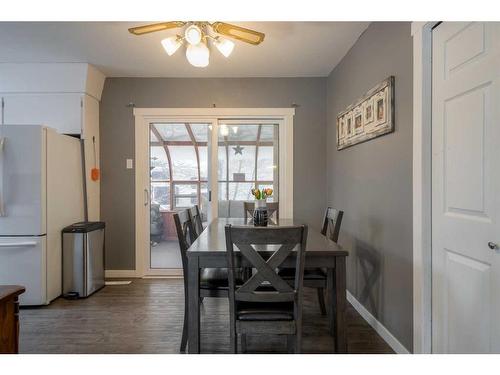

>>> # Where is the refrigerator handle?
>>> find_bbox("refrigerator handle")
[0,241,38,248]
[0,137,5,216]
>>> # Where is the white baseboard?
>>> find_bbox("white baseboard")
[347,291,410,354]
[105,270,139,278]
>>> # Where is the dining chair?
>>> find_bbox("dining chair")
[189,204,204,238]
[174,209,241,353]
[279,207,344,315]
[243,201,279,222]
[225,224,308,353]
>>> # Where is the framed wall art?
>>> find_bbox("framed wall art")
[336,76,394,150]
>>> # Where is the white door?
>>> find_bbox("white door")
[432,22,500,353]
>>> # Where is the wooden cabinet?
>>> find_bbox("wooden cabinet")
[0,285,25,354]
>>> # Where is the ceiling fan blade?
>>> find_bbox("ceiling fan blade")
[211,22,265,45]
[128,21,186,35]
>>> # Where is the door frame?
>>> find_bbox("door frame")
[412,21,440,354]
[134,107,295,277]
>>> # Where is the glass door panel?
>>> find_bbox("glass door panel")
[149,122,210,269]
[217,122,279,218]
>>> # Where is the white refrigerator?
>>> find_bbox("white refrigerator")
[0,125,84,305]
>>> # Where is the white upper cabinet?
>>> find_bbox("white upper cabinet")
[2,93,83,134]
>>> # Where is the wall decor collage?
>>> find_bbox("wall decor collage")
[336,76,395,150]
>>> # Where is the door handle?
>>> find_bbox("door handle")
[144,188,149,206]
[488,242,499,250]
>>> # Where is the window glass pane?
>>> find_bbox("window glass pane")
[150,130,158,142]
[190,124,209,142]
[174,183,197,195]
[228,182,254,201]
[218,182,227,201]
[154,123,191,141]
[175,197,197,208]
[173,183,198,209]
[150,146,169,181]
[198,145,208,180]
[219,125,259,141]
[217,146,227,180]
[256,146,275,181]
[151,182,170,210]
[169,146,198,180]
[259,124,277,141]
[228,145,256,181]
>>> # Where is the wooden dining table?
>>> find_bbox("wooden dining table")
[186,218,349,354]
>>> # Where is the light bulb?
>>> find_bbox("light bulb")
[161,36,182,56]
[232,126,238,134]
[214,37,235,58]
[220,125,229,136]
[185,25,202,45]
[186,42,209,67]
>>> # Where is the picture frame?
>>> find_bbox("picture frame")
[353,105,364,134]
[336,76,394,150]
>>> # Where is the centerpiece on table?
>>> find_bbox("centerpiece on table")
[250,187,273,226]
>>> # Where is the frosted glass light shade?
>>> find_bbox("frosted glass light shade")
[220,124,229,136]
[214,37,235,57]
[186,42,210,67]
[185,25,202,45]
[161,36,182,56]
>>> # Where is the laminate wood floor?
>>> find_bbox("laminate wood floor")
[19,278,394,354]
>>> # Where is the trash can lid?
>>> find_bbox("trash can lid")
[62,221,105,233]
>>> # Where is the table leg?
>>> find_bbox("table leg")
[187,256,200,354]
[333,256,347,353]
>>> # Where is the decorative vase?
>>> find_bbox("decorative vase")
[253,199,268,227]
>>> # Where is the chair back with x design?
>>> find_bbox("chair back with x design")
[321,207,344,243]
[225,225,308,304]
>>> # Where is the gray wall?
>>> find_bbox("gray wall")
[326,22,413,351]
[100,78,327,270]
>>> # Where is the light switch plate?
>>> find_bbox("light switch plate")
[126,159,133,169]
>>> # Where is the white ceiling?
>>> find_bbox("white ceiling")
[0,22,369,77]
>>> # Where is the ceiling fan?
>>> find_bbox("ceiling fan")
[128,21,265,68]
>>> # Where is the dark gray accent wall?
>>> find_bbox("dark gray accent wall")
[326,22,413,351]
[100,78,326,270]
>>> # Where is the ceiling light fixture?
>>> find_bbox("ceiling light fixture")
[214,37,235,58]
[161,35,182,56]
[185,24,202,45]
[185,41,210,68]
[128,21,265,68]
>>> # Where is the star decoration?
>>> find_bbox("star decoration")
[233,145,244,155]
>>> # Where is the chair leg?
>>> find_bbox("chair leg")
[180,300,188,352]
[286,335,295,353]
[295,332,302,354]
[241,334,247,353]
[230,328,238,354]
[317,287,327,315]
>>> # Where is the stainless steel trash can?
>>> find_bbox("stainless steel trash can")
[62,222,105,298]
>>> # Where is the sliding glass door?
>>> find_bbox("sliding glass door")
[139,114,289,276]
[216,121,279,218]
[149,122,210,269]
